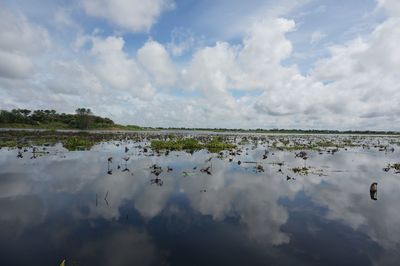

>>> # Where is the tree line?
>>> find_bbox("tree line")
[0,108,115,129]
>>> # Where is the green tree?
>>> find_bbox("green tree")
[20,109,31,117]
[75,108,93,129]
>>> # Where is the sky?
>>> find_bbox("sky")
[0,0,399,130]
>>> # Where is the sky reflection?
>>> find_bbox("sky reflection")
[0,142,399,265]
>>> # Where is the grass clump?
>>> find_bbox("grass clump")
[315,141,336,147]
[150,138,235,153]
[389,163,400,171]
[205,139,235,153]
[292,167,310,175]
[151,138,202,151]
[0,140,19,148]
[63,137,95,151]
[280,145,314,151]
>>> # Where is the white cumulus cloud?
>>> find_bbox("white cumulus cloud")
[82,0,174,32]
[0,9,50,79]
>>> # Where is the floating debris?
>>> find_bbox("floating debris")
[295,151,307,158]
[384,163,400,173]
[151,177,163,186]
[286,175,296,181]
[256,164,264,172]
[200,166,212,175]
[104,191,109,206]
[150,164,163,176]
[262,149,269,160]
[182,171,196,177]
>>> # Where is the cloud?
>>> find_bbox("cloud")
[181,18,321,120]
[311,17,400,126]
[0,9,50,79]
[54,8,79,28]
[45,60,104,95]
[167,28,201,56]
[377,0,400,17]
[82,0,174,32]
[137,39,176,87]
[0,51,33,79]
[1,1,400,130]
[310,30,326,45]
[183,41,239,107]
[90,35,156,100]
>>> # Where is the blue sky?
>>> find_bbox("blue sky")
[0,0,399,130]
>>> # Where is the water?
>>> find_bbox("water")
[0,137,399,265]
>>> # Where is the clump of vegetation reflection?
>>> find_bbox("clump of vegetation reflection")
[150,138,235,153]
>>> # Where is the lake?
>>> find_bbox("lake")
[0,133,399,265]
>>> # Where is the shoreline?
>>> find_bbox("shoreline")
[1,127,400,137]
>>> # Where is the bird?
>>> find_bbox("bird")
[370,182,378,200]
[370,182,378,193]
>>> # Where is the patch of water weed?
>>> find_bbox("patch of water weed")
[151,138,202,151]
[292,167,310,175]
[62,137,95,151]
[205,139,236,153]
[150,138,235,153]
[387,163,400,171]
[278,145,314,151]
[292,166,326,176]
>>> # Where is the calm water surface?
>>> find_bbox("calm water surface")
[0,138,399,265]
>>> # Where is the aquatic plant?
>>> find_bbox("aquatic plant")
[292,167,310,175]
[388,163,400,171]
[150,138,235,153]
[62,137,95,151]
[150,138,202,151]
[205,139,235,153]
